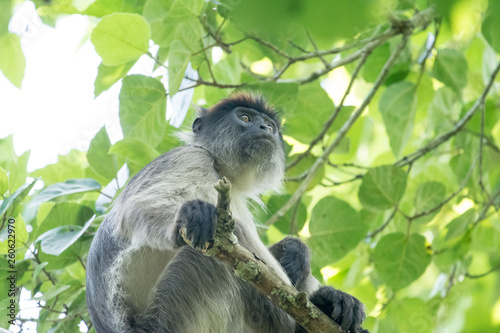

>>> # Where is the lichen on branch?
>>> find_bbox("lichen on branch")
[180,177,343,333]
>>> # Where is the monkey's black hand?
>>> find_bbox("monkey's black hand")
[310,286,367,333]
[175,200,217,249]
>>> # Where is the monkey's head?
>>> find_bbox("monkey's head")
[180,93,285,194]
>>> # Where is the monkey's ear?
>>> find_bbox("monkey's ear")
[195,105,209,117]
[192,118,203,133]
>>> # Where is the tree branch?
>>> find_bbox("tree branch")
[279,7,435,84]
[396,61,500,167]
[181,178,343,333]
[287,50,369,170]
[465,262,500,279]
[266,32,411,226]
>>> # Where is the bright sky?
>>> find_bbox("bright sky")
[0,1,154,172]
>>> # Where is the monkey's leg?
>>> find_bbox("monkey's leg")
[131,247,244,333]
[270,237,368,333]
[238,281,296,333]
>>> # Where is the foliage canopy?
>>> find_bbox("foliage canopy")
[1,0,500,332]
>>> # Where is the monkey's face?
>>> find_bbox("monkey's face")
[233,107,283,161]
[193,107,285,171]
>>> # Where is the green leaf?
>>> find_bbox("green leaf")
[168,39,191,96]
[142,0,174,24]
[34,202,94,240]
[379,81,417,157]
[87,126,118,181]
[413,181,446,224]
[482,0,500,54]
[37,249,79,270]
[109,138,160,169]
[308,196,367,266]
[0,135,14,170]
[33,284,71,301]
[152,0,202,49]
[466,100,500,135]
[37,215,95,256]
[0,167,7,194]
[363,40,411,85]
[358,165,407,211]
[8,149,30,193]
[32,262,49,281]
[0,33,26,88]
[373,233,431,290]
[248,82,299,115]
[0,180,37,219]
[445,209,476,240]
[30,150,87,186]
[91,13,151,66]
[119,74,167,147]
[362,43,390,83]
[284,83,333,143]
[285,155,324,192]
[471,225,500,252]
[432,49,468,93]
[0,1,12,34]
[256,195,307,235]
[378,298,435,332]
[29,179,101,208]
[427,87,460,133]
[181,0,204,14]
[84,0,147,17]
[94,60,135,98]
[212,53,242,85]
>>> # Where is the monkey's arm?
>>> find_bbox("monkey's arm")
[112,147,220,249]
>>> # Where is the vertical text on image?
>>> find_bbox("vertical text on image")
[6,217,17,326]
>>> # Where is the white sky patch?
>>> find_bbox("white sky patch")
[0,2,121,171]
[0,2,178,172]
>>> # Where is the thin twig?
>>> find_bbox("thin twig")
[464,129,500,153]
[473,189,500,227]
[306,30,329,67]
[416,19,440,86]
[407,154,479,221]
[368,205,399,238]
[466,263,500,279]
[321,174,363,187]
[287,51,369,170]
[478,102,500,217]
[396,61,500,167]
[289,198,301,235]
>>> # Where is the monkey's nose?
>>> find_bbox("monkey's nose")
[260,124,274,133]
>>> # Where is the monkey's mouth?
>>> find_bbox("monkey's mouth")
[252,134,275,144]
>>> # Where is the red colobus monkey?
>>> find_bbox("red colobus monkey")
[86,93,367,333]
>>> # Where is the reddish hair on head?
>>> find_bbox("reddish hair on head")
[204,92,282,129]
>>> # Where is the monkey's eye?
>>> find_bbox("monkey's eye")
[240,114,251,122]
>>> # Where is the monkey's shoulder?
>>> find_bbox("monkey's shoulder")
[149,146,214,172]
[124,146,218,192]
